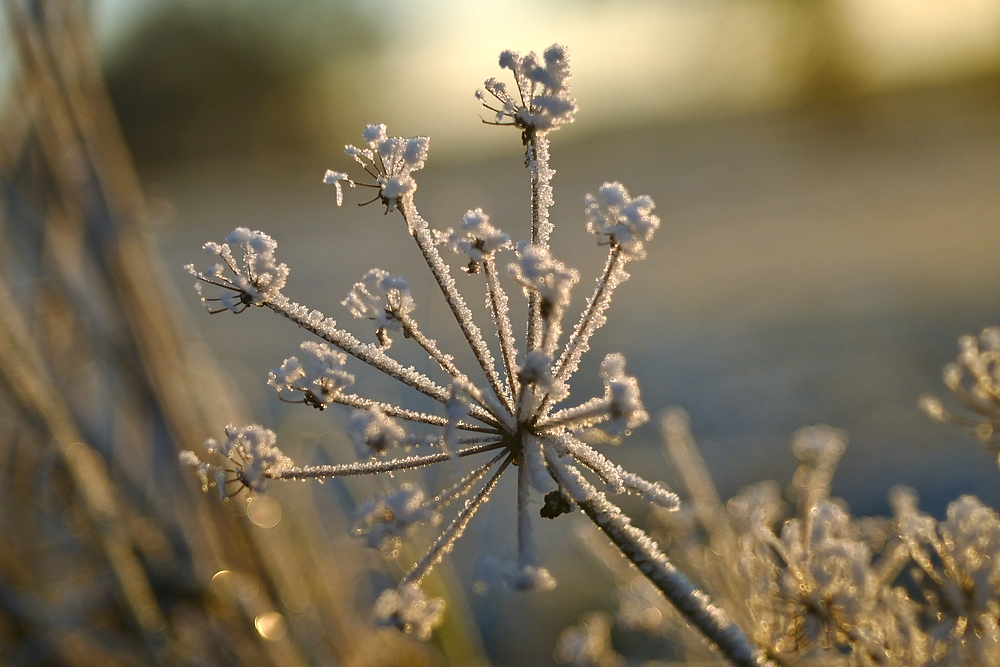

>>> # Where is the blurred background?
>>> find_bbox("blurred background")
[2,0,1000,665]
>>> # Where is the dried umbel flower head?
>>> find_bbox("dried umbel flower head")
[181,425,291,498]
[922,326,1000,457]
[184,44,769,667]
[478,44,577,141]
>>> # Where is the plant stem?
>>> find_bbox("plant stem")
[546,452,771,667]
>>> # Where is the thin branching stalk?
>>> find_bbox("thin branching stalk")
[269,441,506,481]
[401,457,512,587]
[545,449,770,667]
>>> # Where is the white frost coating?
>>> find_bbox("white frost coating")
[509,243,578,308]
[372,584,445,641]
[181,424,292,497]
[478,44,577,135]
[354,483,441,554]
[186,228,289,313]
[442,208,511,273]
[585,182,660,260]
[343,124,430,211]
[552,433,679,509]
[269,442,505,482]
[349,407,407,458]
[265,293,500,427]
[398,202,512,412]
[401,458,511,588]
[430,453,506,512]
[322,170,354,206]
[343,268,414,347]
[553,245,630,385]
[545,447,762,667]
[517,351,567,404]
[442,384,471,463]
[600,353,649,436]
[268,341,355,409]
[509,242,578,354]
[482,257,519,398]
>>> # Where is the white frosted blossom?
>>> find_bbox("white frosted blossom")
[372,584,445,641]
[599,353,648,436]
[185,228,289,313]
[181,425,291,497]
[509,242,579,353]
[349,407,407,458]
[478,44,577,137]
[354,483,441,555]
[343,268,414,347]
[923,326,1000,452]
[268,341,355,409]
[441,208,511,273]
[341,124,429,212]
[892,488,1000,665]
[585,182,660,260]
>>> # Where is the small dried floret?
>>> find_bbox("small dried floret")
[372,584,445,641]
[553,612,623,667]
[509,242,579,317]
[185,228,289,314]
[349,407,407,458]
[343,269,414,347]
[184,424,291,497]
[441,208,511,273]
[481,45,577,136]
[322,170,354,206]
[599,354,648,436]
[474,556,557,592]
[585,182,660,260]
[343,125,429,211]
[268,341,355,409]
[354,483,441,555]
[518,351,568,402]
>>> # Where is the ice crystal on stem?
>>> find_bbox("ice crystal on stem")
[184,44,769,666]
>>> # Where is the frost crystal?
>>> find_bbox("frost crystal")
[354,483,441,555]
[585,182,660,260]
[268,341,355,409]
[349,407,407,458]
[343,269,414,347]
[185,228,289,313]
[479,44,577,138]
[372,584,445,641]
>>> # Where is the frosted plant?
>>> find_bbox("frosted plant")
[570,404,1000,666]
[181,45,769,666]
[891,489,1000,665]
[921,326,1000,463]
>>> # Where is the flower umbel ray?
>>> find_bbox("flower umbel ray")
[182,45,768,667]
